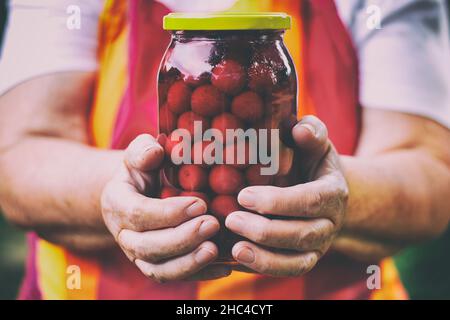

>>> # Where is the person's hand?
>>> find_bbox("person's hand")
[101,134,230,283]
[226,116,348,277]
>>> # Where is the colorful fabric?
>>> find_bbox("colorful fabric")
[19,0,407,300]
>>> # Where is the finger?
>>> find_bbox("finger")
[293,115,329,155]
[232,241,319,277]
[125,134,165,172]
[121,134,165,196]
[226,211,334,251]
[135,241,218,283]
[292,116,330,175]
[118,215,220,263]
[102,182,207,236]
[237,175,348,221]
[185,265,233,281]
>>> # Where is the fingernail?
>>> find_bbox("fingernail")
[139,146,162,165]
[238,189,255,208]
[195,248,215,264]
[143,145,161,155]
[236,247,255,264]
[299,123,317,137]
[186,201,206,217]
[225,214,245,234]
[199,220,218,237]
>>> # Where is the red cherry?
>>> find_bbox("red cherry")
[211,59,247,95]
[179,165,208,192]
[177,111,210,137]
[211,113,244,138]
[167,80,192,114]
[245,165,274,186]
[184,73,210,87]
[191,85,227,117]
[209,165,245,195]
[164,130,189,160]
[179,191,210,207]
[248,63,277,93]
[160,187,181,199]
[211,195,241,219]
[231,91,264,123]
[159,104,177,134]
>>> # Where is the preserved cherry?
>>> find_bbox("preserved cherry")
[231,91,265,123]
[211,59,247,95]
[159,13,297,263]
[191,85,227,117]
[178,165,208,192]
[177,111,210,137]
[167,80,192,114]
[211,113,244,137]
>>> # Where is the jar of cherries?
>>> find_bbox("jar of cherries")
[159,13,298,263]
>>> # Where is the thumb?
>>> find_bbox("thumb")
[123,134,165,196]
[125,134,165,172]
[292,115,331,175]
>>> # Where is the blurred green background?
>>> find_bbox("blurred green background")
[0,0,25,301]
[0,215,26,299]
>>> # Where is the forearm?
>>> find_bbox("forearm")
[0,136,122,249]
[333,235,403,263]
[0,72,123,251]
[336,149,450,258]
[37,227,117,254]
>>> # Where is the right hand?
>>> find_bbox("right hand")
[101,134,229,283]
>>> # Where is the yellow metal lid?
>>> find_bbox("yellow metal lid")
[163,12,292,31]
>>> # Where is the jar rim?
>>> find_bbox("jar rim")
[163,12,291,31]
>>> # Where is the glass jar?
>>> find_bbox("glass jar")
[158,13,298,263]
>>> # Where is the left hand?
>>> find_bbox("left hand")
[225,115,348,277]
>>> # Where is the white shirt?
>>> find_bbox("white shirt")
[0,0,449,128]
